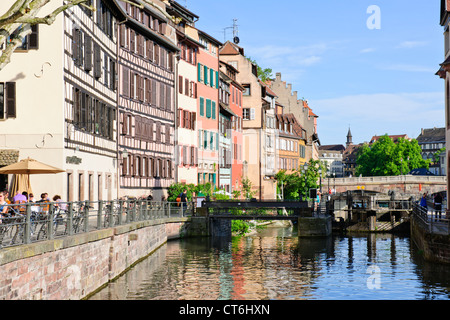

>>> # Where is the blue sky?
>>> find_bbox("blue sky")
[186,0,445,146]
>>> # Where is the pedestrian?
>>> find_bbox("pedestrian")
[13,190,26,204]
[180,189,188,210]
[420,193,428,210]
[434,192,443,220]
[0,192,8,215]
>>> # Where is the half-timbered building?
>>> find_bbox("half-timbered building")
[116,0,179,199]
[0,0,125,201]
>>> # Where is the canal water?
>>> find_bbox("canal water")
[89,224,450,300]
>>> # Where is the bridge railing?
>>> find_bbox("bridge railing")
[411,201,450,235]
[0,199,195,249]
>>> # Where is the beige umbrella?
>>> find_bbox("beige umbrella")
[0,157,64,197]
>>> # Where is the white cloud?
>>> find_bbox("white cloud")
[309,92,444,145]
[360,48,376,54]
[379,64,435,73]
[396,41,428,49]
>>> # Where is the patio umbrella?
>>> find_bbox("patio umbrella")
[0,157,64,197]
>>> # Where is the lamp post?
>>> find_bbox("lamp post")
[318,168,322,195]
[302,163,308,201]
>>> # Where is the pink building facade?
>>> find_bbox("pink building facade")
[196,30,221,187]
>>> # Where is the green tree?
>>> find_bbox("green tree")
[275,159,326,200]
[246,57,273,82]
[356,135,430,176]
[241,176,257,200]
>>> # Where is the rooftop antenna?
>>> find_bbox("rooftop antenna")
[222,19,239,43]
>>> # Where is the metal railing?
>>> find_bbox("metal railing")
[0,200,195,249]
[411,201,450,235]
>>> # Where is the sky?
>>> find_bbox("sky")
[185,0,445,146]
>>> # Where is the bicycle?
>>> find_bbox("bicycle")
[36,208,66,240]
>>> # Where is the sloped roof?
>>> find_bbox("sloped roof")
[416,127,446,143]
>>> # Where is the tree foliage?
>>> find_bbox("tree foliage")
[355,135,430,176]
[246,56,273,82]
[275,159,326,200]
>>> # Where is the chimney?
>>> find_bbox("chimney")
[276,72,281,82]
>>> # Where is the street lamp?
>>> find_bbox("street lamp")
[302,163,308,201]
[318,168,322,195]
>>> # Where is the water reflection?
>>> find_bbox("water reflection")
[89,225,450,300]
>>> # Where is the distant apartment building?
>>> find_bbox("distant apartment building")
[116,0,179,199]
[219,41,277,199]
[0,0,127,201]
[417,127,446,176]
[319,145,346,177]
[269,72,320,161]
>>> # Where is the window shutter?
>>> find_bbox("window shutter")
[204,66,208,85]
[185,78,189,96]
[179,75,183,94]
[151,79,157,105]
[72,28,80,66]
[146,40,153,61]
[166,85,171,111]
[250,108,255,120]
[122,67,129,97]
[216,133,219,151]
[84,35,92,71]
[191,112,196,131]
[206,99,211,118]
[215,71,219,89]
[110,58,116,90]
[212,101,216,120]
[210,68,214,87]
[130,73,135,99]
[130,29,135,52]
[198,63,201,82]
[119,24,125,47]
[28,24,39,49]
[154,44,159,65]
[145,78,150,103]
[0,83,4,119]
[166,124,170,145]
[190,146,195,166]
[5,82,16,118]
[93,42,101,78]
[177,108,181,128]
[200,97,204,116]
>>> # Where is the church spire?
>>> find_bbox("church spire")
[346,127,353,147]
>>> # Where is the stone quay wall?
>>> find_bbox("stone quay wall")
[0,217,202,300]
[410,216,450,265]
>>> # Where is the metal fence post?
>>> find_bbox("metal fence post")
[109,200,114,227]
[118,200,123,225]
[67,202,74,236]
[97,200,103,229]
[24,203,31,244]
[48,203,54,240]
[84,201,89,232]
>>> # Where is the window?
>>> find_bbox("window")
[243,84,251,96]
[0,82,16,119]
[243,108,250,120]
[243,108,255,120]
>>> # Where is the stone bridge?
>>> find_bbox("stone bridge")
[331,175,446,196]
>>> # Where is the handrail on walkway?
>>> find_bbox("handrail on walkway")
[0,199,195,249]
[411,201,450,235]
